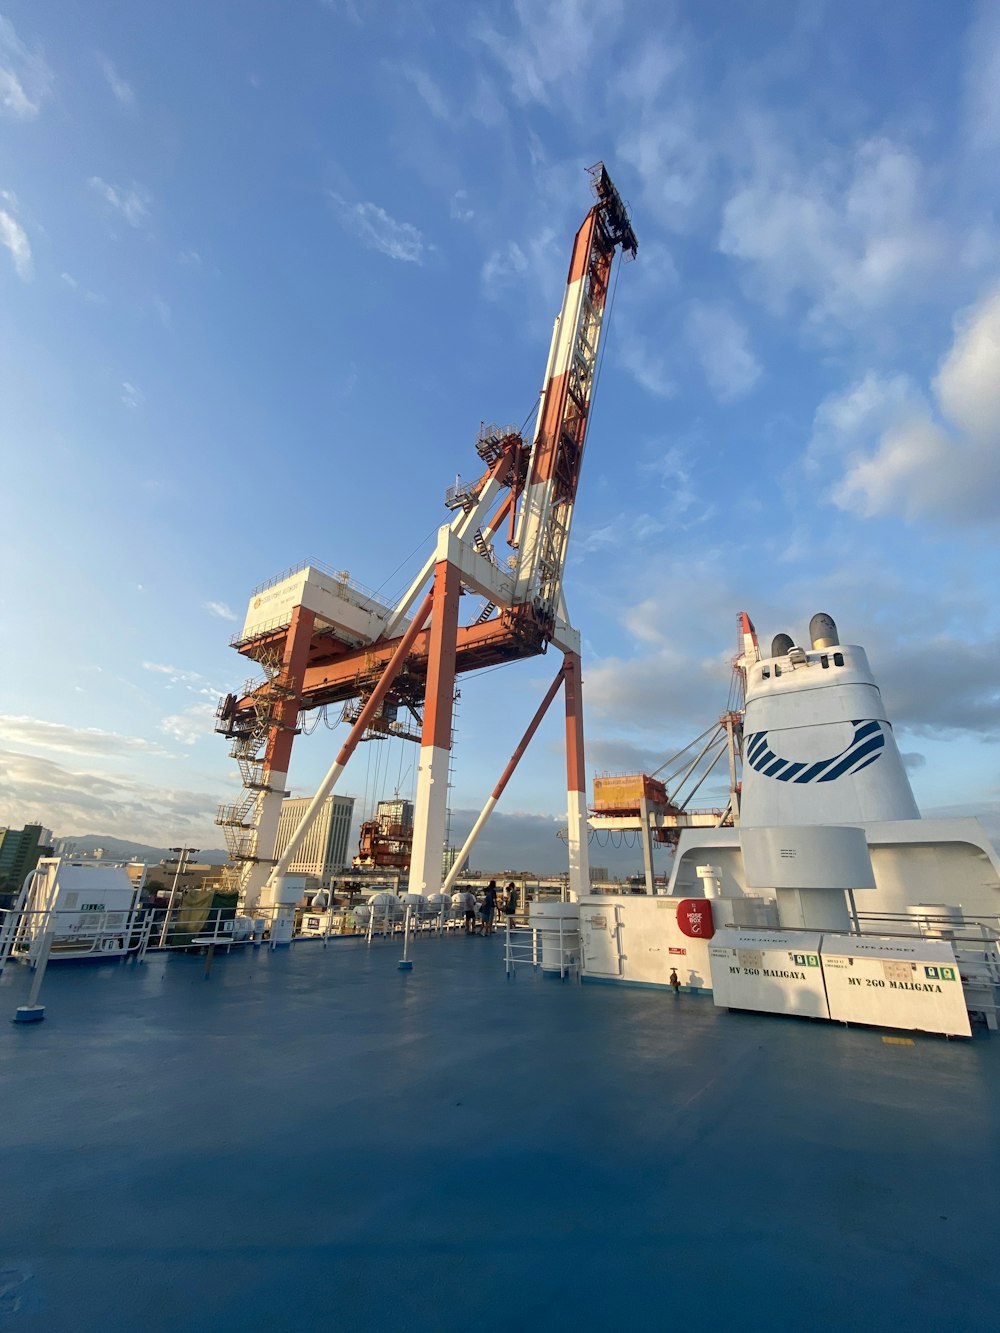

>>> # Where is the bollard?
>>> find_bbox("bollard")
[13,929,54,1023]
[398,905,413,971]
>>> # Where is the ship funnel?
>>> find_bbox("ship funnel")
[771,633,794,657]
[809,613,839,650]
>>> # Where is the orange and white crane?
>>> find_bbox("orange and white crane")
[216,164,637,917]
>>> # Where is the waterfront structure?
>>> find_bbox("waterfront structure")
[0,824,53,899]
[274,795,355,883]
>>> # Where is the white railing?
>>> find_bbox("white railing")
[502,917,578,981]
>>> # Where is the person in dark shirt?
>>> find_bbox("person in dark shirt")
[503,881,518,919]
[479,880,498,935]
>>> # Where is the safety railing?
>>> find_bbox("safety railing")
[502,917,579,981]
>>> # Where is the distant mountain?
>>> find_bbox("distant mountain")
[51,835,229,866]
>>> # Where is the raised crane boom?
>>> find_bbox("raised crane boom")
[216,165,637,911]
[514,164,637,619]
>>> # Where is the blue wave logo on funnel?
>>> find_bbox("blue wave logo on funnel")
[745,720,885,783]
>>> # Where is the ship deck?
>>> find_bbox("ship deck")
[2,933,999,1331]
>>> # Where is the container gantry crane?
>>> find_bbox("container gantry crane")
[215,164,637,920]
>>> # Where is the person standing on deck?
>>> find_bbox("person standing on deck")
[503,882,518,922]
[454,887,477,935]
[479,880,498,935]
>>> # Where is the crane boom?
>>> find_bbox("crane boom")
[513,164,637,618]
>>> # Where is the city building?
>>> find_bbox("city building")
[0,824,54,900]
[274,795,356,883]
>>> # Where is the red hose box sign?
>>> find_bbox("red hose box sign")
[676,898,715,940]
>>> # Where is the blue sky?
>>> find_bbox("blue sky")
[1,0,999,873]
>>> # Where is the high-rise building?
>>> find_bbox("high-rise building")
[274,795,355,882]
[0,824,54,898]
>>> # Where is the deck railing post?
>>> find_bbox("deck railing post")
[14,927,54,1023]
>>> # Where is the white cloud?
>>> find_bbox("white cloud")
[720,136,947,331]
[477,0,624,108]
[684,301,761,402]
[807,371,917,467]
[481,223,562,303]
[61,271,107,303]
[585,643,729,731]
[615,332,675,399]
[0,748,219,845]
[143,661,209,686]
[963,1,1000,155]
[160,704,217,746]
[617,102,711,233]
[450,190,474,223]
[121,381,144,408]
[398,64,448,120]
[481,240,527,292]
[830,281,1000,524]
[0,15,51,119]
[0,716,173,758]
[935,282,1000,438]
[203,600,238,621]
[0,202,32,279]
[89,176,150,228]
[97,53,134,106]
[329,193,426,263]
[320,0,363,25]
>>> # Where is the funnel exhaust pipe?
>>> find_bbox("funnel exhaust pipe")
[809,612,839,650]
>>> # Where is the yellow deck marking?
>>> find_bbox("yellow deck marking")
[882,1035,915,1046]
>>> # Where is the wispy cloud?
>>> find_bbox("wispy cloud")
[143,661,208,686]
[477,0,624,108]
[450,190,474,223]
[831,280,1000,526]
[615,330,675,400]
[121,381,144,408]
[719,136,948,332]
[481,240,527,292]
[319,0,363,26]
[328,193,426,263]
[397,63,449,120]
[0,747,219,844]
[61,271,106,304]
[684,301,761,402]
[96,53,134,106]
[0,15,51,119]
[0,195,32,280]
[0,715,173,758]
[89,176,150,228]
[203,600,238,622]
[160,704,216,746]
[963,2,1000,156]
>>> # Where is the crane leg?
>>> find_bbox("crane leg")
[563,650,590,901]
[408,559,461,897]
[246,605,316,912]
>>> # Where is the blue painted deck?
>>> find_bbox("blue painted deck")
[2,933,999,1331]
